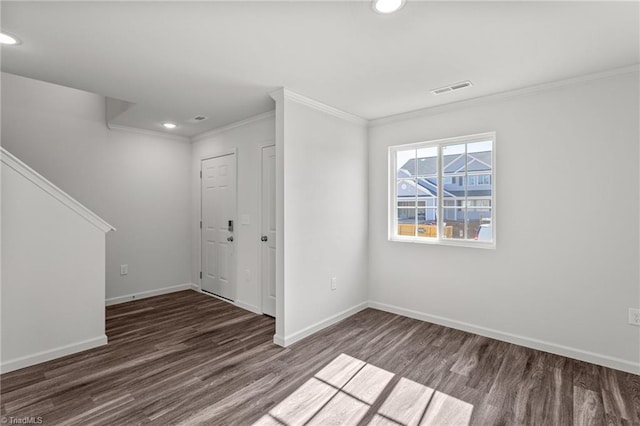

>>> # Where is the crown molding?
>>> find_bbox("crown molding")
[107,123,191,142]
[370,64,640,128]
[271,88,368,127]
[191,110,275,142]
[269,88,285,103]
[1,147,116,233]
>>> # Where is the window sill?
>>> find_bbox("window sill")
[389,235,496,249]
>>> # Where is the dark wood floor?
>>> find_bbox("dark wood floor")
[1,290,639,425]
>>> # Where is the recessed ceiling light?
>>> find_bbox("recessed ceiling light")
[0,32,19,45]
[372,0,405,14]
[163,122,177,129]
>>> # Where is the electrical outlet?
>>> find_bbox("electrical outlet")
[629,308,640,326]
[331,277,337,291]
[120,264,128,276]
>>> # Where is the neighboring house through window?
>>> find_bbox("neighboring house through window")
[389,132,496,247]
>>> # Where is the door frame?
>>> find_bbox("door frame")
[258,143,276,316]
[200,149,238,300]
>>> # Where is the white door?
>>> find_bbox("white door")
[261,145,276,317]
[201,153,236,300]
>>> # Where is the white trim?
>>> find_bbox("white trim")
[1,147,116,233]
[199,150,239,301]
[269,88,368,126]
[191,110,276,142]
[199,149,238,162]
[278,302,369,347]
[269,89,284,103]
[0,335,108,374]
[107,123,190,142]
[388,235,496,250]
[388,132,496,248]
[370,64,640,127]
[368,301,640,375]
[105,283,197,306]
[258,143,277,316]
[273,334,285,346]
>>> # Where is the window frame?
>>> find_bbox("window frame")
[388,131,496,249]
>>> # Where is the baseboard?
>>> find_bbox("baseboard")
[368,301,640,375]
[0,335,108,374]
[235,300,262,315]
[279,302,369,347]
[106,283,197,306]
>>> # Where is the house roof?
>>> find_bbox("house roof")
[397,150,492,199]
[398,151,492,177]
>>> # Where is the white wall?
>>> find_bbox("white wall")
[4,69,637,374]
[191,113,275,312]
[368,70,640,373]
[276,91,369,344]
[1,153,110,372]
[1,73,192,302]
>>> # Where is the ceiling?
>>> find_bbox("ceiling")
[2,1,638,137]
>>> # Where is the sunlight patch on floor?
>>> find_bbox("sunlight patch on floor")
[253,353,473,426]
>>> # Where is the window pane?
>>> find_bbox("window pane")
[443,176,464,205]
[397,149,416,178]
[467,178,491,199]
[397,179,417,204]
[467,209,492,241]
[391,134,494,246]
[443,198,464,207]
[415,147,438,177]
[397,208,416,223]
[467,141,492,171]
[472,174,491,185]
[417,208,437,238]
[443,190,465,205]
[416,176,438,205]
[397,208,416,236]
[467,199,491,208]
[417,199,437,208]
[442,207,465,239]
[443,144,466,175]
[426,208,438,224]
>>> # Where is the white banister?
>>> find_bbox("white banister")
[0,147,115,233]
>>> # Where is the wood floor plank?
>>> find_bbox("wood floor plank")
[574,386,605,426]
[1,290,638,426]
[601,366,634,425]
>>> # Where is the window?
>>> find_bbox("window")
[389,132,495,248]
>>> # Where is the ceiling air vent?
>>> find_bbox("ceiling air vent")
[431,81,473,95]
[187,115,208,123]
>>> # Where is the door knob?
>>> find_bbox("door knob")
[227,236,234,242]
[261,236,268,242]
